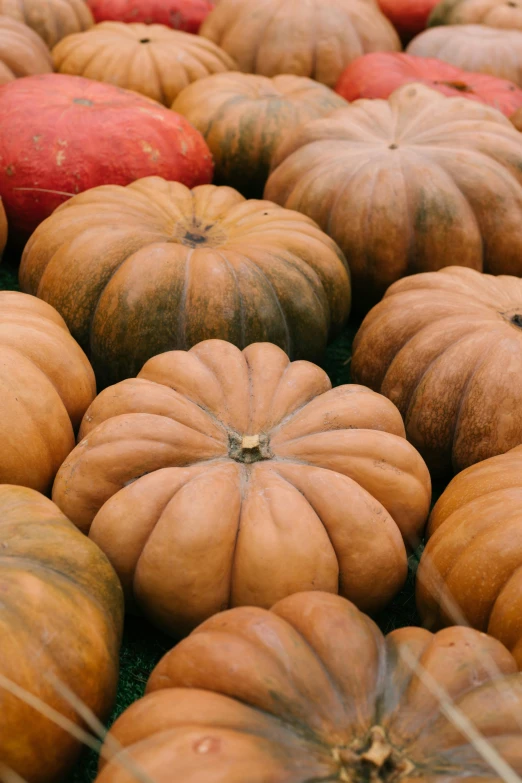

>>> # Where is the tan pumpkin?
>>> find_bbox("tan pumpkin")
[199,0,401,88]
[429,0,522,28]
[0,290,96,492]
[172,73,347,197]
[265,83,522,308]
[407,25,522,84]
[20,177,351,386]
[52,22,235,106]
[95,591,522,783]
[0,0,93,47]
[351,266,522,476]
[0,484,123,783]
[52,339,431,636]
[0,15,53,83]
[417,445,522,669]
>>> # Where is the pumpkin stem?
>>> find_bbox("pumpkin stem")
[360,727,393,768]
[228,432,273,463]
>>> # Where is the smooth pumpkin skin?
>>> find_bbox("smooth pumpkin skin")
[351,267,522,476]
[0,73,213,239]
[20,177,351,386]
[95,591,522,783]
[200,0,400,89]
[172,73,347,197]
[0,291,95,492]
[0,15,53,83]
[0,485,123,783]
[378,0,439,40]
[417,445,522,668]
[87,0,214,33]
[407,25,522,84]
[429,0,522,28]
[52,340,431,635]
[265,83,522,309]
[335,52,522,116]
[53,22,235,106]
[0,0,93,47]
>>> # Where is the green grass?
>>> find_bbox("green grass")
[1,255,441,782]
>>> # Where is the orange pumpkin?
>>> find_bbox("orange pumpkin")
[20,177,351,386]
[0,0,93,47]
[172,73,347,197]
[95,591,522,783]
[417,445,522,668]
[429,0,522,28]
[0,290,96,492]
[351,267,522,476]
[52,22,235,106]
[265,83,522,308]
[407,25,522,84]
[378,0,439,40]
[0,484,123,783]
[0,15,53,83]
[52,339,431,635]
[199,0,401,88]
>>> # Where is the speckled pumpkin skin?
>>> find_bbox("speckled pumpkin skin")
[53,22,235,106]
[265,83,522,308]
[429,0,522,28]
[351,267,522,476]
[0,485,123,783]
[200,0,400,88]
[335,52,522,116]
[0,15,53,83]
[95,592,522,783]
[87,0,214,33]
[0,73,213,238]
[417,444,522,668]
[0,0,93,47]
[172,72,347,197]
[20,178,351,386]
[52,340,430,635]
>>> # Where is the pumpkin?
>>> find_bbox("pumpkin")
[0,0,93,47]
[52,22,235,106]
[335,52,522,117]
[0,73,212,239]
[95,591,522,783]
[20,178,351,386]
[351,266,522,476]
[407,25,522,85]
[265,83,522,309]
[0,15,53,83]
[417,445,522,669]
[0,197,6,256]
[0,291,95,492]
[378,0,439,41]
[429,0,522,28]
[172,73,347,197]
[0,484,123,783]
[87,0,214,33]
[51,339,431,635]
[199,0,401,89]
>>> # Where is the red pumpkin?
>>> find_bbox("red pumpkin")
[336,52,522,116]
[87,0,214,32]
[0,73,213,238]
[378,0,439,40]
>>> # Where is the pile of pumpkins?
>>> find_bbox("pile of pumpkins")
[2,1,522,782]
